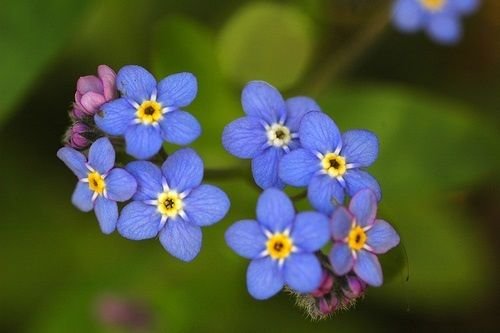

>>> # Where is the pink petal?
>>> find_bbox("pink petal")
[80,91,106,114]
[98,65,117,101]
[77,75,103,95]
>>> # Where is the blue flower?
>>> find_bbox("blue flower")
[225,188,330,300]
[57,137,137,234]
[392,0,480,44]
[95,65,201,159]
[117,148,230,261]
[329,189,400,286]
[279,111,380,215]
[222,81,321,189]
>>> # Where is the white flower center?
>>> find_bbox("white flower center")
[266,124,291,148]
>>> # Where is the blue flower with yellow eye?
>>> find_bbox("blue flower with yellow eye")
[222,81,321,189]
[329,189,400,286]
[279,111,380,215]
[117,148,230,262]
[57,137,137,234]
[95,65,201,160]
[392,0,480,44]
[225,188,330,300]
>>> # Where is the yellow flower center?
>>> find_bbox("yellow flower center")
[266,233,293,260]
[87,171,106,195]
[136,100,163,124]
[420,0,446,11]
[266,124,291,147]
[157,191,183,217]
[321,153,346,177]
[348,225,367,251]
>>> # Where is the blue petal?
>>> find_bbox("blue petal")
[284,253,323,293]
[256,188,295,232]
[88,137,115,174]
[125,161,162,201]
[95,98,135,136]
[307,175,345,215]
[291,212,329,252]
[285,96,321,131]
[105,168,137,202]
[124,124,163,160]
[299,112,341,154]
[427,14,461,45]
[116,65,156,103]
[349,189,378,227]
[278,148,319,187]
[331,206,354,241]
[241,81,287,124]
[452,0,479,15]
[329,242,354,275]
[246,257,284,300]
[159,218,202,262]
[353,250,383,287]
[71,182,93,212]
[392,0,425,32]
[157,72,197,108]
[222,116,267,159]
[94,197,118,234]
[159,110,201,145]
[57,147,88,179]
[341,130,378,167]
[225,220,266,259]
[161,148,203,192]
[251,148,284,189]
[117,201,161,240]
[366,219,400,254]
[344,170,381,201]
[184,184,230,226]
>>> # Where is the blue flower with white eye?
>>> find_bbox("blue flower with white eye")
[57,137,137,234]
[117,148,230,262]
[392,0,480,44]
[222,81,321,189]
[225,188,330,300]
[329,189,400,286]
[95,65,201,160]
[279,111,380,215]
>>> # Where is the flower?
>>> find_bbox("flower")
[392,0,480,44]
[222,81,321,189]
[117,148,230,261]
[95,65,201,160]
[57,137,137,234]
[65,122,93,150]
[225,188,330,300]
[329,189,400,286]
[73,65,117,119]
[279,111,380,215]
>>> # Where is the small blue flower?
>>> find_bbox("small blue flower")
[222,81,321,189]
[279,111,380,215]
[117,148,230,262]
[225,188,330,300]
[57,137,137,234]
[329,189,400,286]
[95,65,201,159]
[392,0,480,44]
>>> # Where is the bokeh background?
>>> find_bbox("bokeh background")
[1,0,499,332]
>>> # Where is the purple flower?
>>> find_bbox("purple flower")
[95,65,201,160]
[222,81,321,189]
[73,65,117,119]
[329,189,400,286]
[66,122,92,150]
[57,137,137,234]
[225,188,330,299]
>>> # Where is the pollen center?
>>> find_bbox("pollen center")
[266,233,293,260]
[348,226,367,251]
[87,171,106,195]
[321,153,346,177]
[157,191,183,217]
[266,124,291,147]
[420,0,446,11]
[136,100,163,124]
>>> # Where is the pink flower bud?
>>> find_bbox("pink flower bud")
[311,270,334,298]
[343,275,367,299]
[318,296,338,315]
[67,122,91,149]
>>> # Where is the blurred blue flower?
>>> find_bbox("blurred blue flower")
[392,0,480,44]
[57,137,137,234]
[95,65,201,159]
[279,111,380,215]
[222,81,321,189]
[329,189,400,286]
[117,148,230,262]
[225,188,329,299]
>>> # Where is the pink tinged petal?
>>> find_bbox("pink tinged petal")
[94,197,118,234]
[251,147,284,190]
[341,130,379,167]
[97,64,117,100]
[157,72,198,108]
[105,168,137,202]
[71,182,94,212]
[241,81,287,124]
[353,250,383,287]
[329,242,354,275]
[366,219,400,254]
[159,110,201,146]
[159,218,202,262]
[183,184,230,227]
[225,220,266,259]
[284,253,323,293]
[331,206,354,240]
[348,189,378,227]
[77,75,103,95]
[246,257,284,300]
[278,148,319,187]
[80,91,106,114]
[222,116,267,159]
[116,65,157,103]
[161,148,203,192]
[57,147,88,179]
[88,137,115,174]
[256,188,295,233]
[299,112,341,154]
[291,212,330,252]
[117,202,161,240]
[124,124,163,160]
